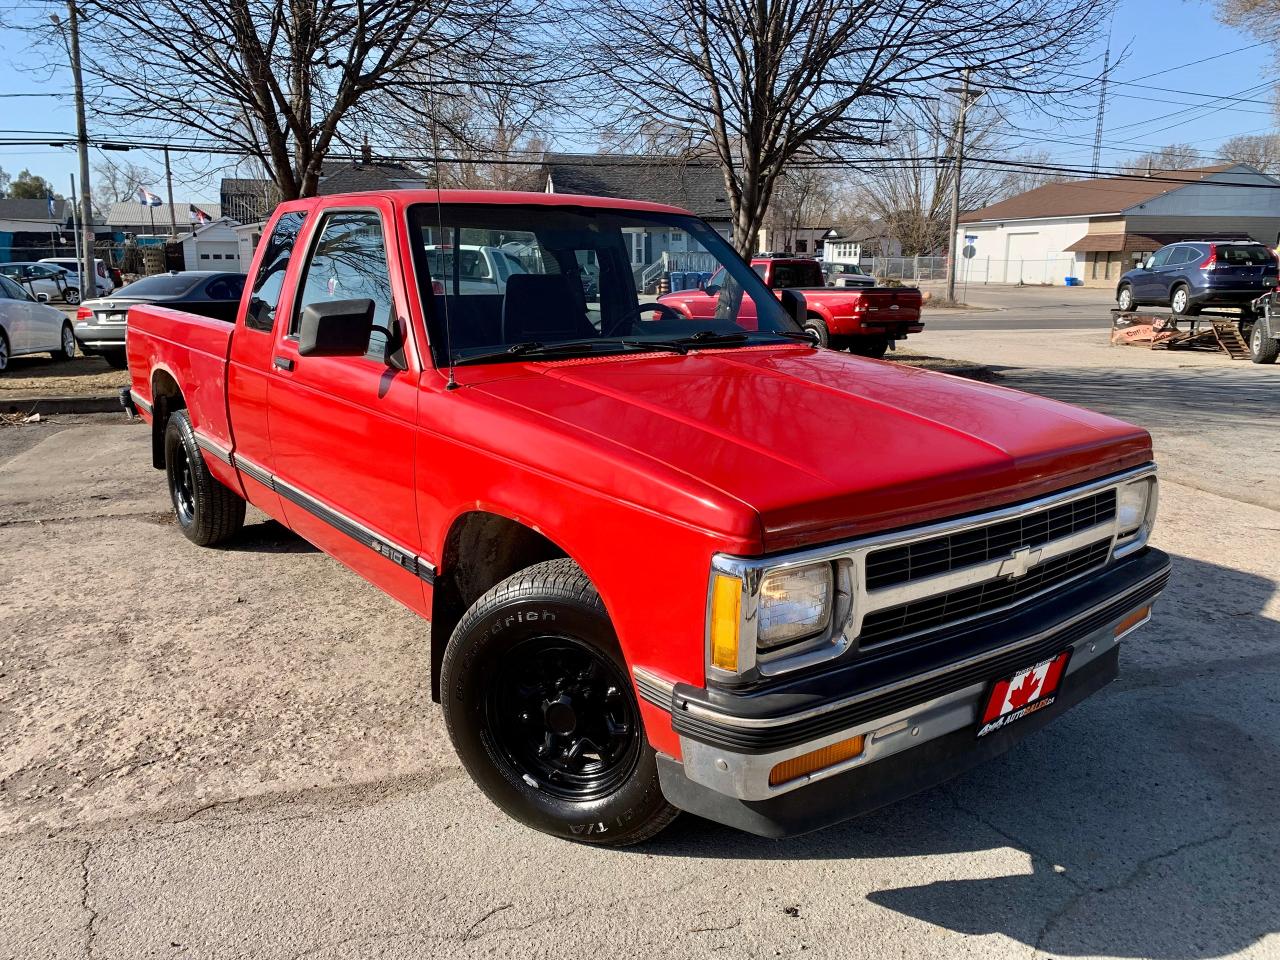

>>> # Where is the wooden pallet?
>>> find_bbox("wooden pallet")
[1111,310,1251,358]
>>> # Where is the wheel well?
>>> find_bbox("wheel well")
[429,511,569,701]
[150,371,185,469]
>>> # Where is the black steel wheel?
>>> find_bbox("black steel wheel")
[163,409,246,546]
[485,637,640,801]
[442,558,678,845]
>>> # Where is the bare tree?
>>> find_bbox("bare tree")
[576,0,1108,255]
[1122,143,1202,174]
[1220,133,1280,172]
[90,158,157,217]
[61,0,557,201]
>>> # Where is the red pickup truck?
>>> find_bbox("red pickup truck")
[124,190,1169,845]
[657,255,923,357]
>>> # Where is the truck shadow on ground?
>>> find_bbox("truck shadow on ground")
[223,518,319,554]
[646,553,1279,958]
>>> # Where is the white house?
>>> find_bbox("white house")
[957,163,1280,286]
[180,217,244,271]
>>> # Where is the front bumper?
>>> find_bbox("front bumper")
[643,548,1170,837]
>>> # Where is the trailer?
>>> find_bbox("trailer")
[1110,305,1273,363]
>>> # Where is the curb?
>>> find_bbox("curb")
[2,395,124,416]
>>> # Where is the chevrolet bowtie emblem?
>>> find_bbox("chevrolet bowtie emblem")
[998,545,1042,579]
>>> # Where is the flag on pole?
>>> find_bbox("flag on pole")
[136,187,164,207]
[46,193,56,218]
[188,204,212,225]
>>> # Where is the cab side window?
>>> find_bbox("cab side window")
[247,210,306,332]
[291,210,394,357]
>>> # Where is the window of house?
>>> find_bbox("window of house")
[291,210,393,357]
[246,210,306,332]
[795,239,807,253]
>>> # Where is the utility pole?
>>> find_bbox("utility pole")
[944,69,981,303]
[53,2,96,299]
[163,146,178,237]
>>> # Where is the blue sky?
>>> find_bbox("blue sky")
[0,0,1274,204]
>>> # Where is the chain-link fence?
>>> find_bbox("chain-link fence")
[868,256,948,282]
[869,253,1081,286]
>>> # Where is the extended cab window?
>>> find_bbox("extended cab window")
[292,210,394,356]
[247,210,306,332]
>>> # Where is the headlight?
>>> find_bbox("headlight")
[1114,476,1158,557]
[757,563,833,650]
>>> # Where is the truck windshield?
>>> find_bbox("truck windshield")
[408,203,802,366]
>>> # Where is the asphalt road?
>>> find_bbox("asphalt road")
[921,284,1126,330]
[1,356,1277,958]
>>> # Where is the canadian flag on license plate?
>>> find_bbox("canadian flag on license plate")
[977,651,1070,738]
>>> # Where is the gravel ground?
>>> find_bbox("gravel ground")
[0,351,1276,958]
[0,354,128,400]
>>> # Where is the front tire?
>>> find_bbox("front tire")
[1250,316,1279,364]
[441,558,678,846]
[0,331,9,373]
[52,323,76,361]
[1116,284,1134,312]
[803,315,830,348]
[164,410,246,546]
[1170,284,1196,316]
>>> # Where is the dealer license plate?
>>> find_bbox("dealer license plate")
[976,651,1070,738]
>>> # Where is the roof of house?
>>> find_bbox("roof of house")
[105,201,220,230]
[0,197,69,224]
[1064,230,1257,253]
[317,160,427,194]
[543,153,731,221]
[959,164,1266,224]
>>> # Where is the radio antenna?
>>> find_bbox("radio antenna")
[429,80,459,390]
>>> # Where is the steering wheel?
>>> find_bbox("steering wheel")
[635,301,686,322]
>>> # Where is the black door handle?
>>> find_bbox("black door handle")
[273,356,295,371]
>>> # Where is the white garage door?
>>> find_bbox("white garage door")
[1003,232,1043,283]
[195,241,242,271]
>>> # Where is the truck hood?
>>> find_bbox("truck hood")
[467,346,1151,551]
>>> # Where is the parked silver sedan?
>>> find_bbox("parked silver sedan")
[0,274,76,372]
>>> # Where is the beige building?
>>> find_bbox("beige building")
[957,164,1280,287]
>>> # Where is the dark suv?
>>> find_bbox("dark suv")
[1116,241,1278,315]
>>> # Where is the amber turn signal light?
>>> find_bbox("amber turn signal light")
[1114,606,1151,637]
[709,574,742,671]
[768,735,866,787]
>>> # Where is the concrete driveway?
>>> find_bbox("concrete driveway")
[1,387,1278,957]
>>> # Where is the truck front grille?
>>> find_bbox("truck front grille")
[865,489,1116,590]
[859,539,1113,647]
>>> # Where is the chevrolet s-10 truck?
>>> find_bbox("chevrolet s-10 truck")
[124,190,1170,845]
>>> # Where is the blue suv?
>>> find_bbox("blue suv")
[1116,240,1278,315]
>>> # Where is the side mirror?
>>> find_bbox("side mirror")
[704,284,719,297]
[297,299,375,357]
[779,288,807,326]
[36,293,49,303]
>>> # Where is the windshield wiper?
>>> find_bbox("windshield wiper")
[452,330,804,367]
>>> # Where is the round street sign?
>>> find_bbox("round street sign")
[962,244,977,259]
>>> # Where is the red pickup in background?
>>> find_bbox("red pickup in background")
[657,255,923,357]
[123,190,1169,845]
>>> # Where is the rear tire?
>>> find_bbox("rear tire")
[1250,316,1279,364]
[0,331,9,373]
[849,336,890,359]
[102,351,128,370]
[63,287,80,306]
[441,558,678,846]
[164,410,246,546]
[52,323,75,361]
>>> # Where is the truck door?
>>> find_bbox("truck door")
[264,203,427,614]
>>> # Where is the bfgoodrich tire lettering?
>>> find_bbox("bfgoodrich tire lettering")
[164,410,246,546]
[441,558,678,845]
